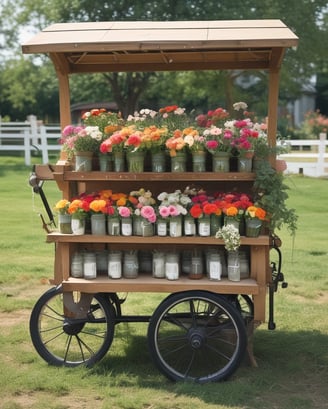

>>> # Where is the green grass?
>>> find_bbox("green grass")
[0,156,327,409]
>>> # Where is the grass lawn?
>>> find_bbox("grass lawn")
[0,155,327,409]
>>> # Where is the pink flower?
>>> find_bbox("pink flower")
[118,206,131,217]
[168,205,179,216]
[159,206,170,218]
[206,140,219,150]
[141,205,156,222]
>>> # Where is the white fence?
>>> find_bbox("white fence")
[279,133,328,177]
[0,116,61,165]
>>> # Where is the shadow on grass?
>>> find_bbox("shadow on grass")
[88,325,328,407]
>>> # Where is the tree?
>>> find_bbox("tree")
[1,0,328,120]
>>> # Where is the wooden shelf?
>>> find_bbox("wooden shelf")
[57,171,256,182]
[46,233,270,246]
[62,275,259,295]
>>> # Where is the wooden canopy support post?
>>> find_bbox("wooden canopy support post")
[50,53,72,129]
[267,69,281,167]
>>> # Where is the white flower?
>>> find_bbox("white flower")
[233,101,248,111]
[174,107,186,115]
[216,225,241,251]
[85,126,102,141]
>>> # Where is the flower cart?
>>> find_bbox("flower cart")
[22,20,298,383]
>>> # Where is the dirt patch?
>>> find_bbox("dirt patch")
[0,309,31,327]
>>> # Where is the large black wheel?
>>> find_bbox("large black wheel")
[147,291,247,383]
[30,286,115,367]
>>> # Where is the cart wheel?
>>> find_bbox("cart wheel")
[236,295,254,320]
[29,286,115,367]
[106,292,122,318]
[147,290,247,383]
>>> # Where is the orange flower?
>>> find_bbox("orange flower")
[226,206,238,217]
[89,199,107,213]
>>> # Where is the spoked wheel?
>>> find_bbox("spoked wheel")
[29,286,115,367]
[230,294,254,321]
[147,291,247,383]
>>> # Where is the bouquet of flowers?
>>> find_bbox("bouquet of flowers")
[216,224,241,251]
[157,189,191,218]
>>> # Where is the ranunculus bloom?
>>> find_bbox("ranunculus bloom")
[89,199,107,213]
[159,206,170,218]
[190,204,202,218]
[141,205,156,221]
[226,206,238,217]
[118,206,131,217]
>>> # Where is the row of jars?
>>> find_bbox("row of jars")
[83,150,254,173]
[71,248,250,282]
[60,213,224,237]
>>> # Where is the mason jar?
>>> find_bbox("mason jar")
[123,251,139,278]
[108,251,122,279]
[83,252,97,279]
[165,253,180,280]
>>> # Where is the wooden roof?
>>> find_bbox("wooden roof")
[21,20,298,74]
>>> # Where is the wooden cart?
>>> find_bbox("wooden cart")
[22,20,298,382]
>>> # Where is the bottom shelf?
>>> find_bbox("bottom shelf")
[61,275,259,295]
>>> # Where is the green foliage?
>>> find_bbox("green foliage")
[1,1,328,120]
[253,161,298,235]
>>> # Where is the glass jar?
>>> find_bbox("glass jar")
[170,151,187,172]
[133,215,142,236]
[83,252,97,279]
[237,151,254,172]
[152,251,165,278]
[192,151,206,172]
[123,251,139,278]
[96,250,108,275]
[58,214,72,234]
[107,216,120,236]
[75,151,93,172]
[139,251,152,273]
[108,251,122,279]
[169,215,182,237]
[208,252,222,281]
[99,153,113,172]
[71,252,83,278]
[210,214,222,236]
[156,217,168,236]
[151,151,166,172]
[198,215,211,237]
[181,251,192,275]
[121,216,133,236]
[189,253,203,279]
[184,215,196,236]
[227,250,240,281]
[127,151,145,172]
[113,151,125,172]
[165,253,180,280]
[91,213,106,235]
[141,220,154,237]
[212,151,230,172]
[71,216,85,235]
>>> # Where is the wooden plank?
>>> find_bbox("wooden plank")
[62,275,260,295]
[46,233,270,246]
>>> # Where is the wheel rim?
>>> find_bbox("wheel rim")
[148,292,247,383]
[30,288,114,366]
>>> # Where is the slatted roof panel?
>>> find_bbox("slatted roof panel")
[21,20,298,73]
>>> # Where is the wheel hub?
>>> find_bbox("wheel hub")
[188,328,206,349]
[63,319,85,335]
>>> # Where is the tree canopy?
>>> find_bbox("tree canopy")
[1,0,327,124]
